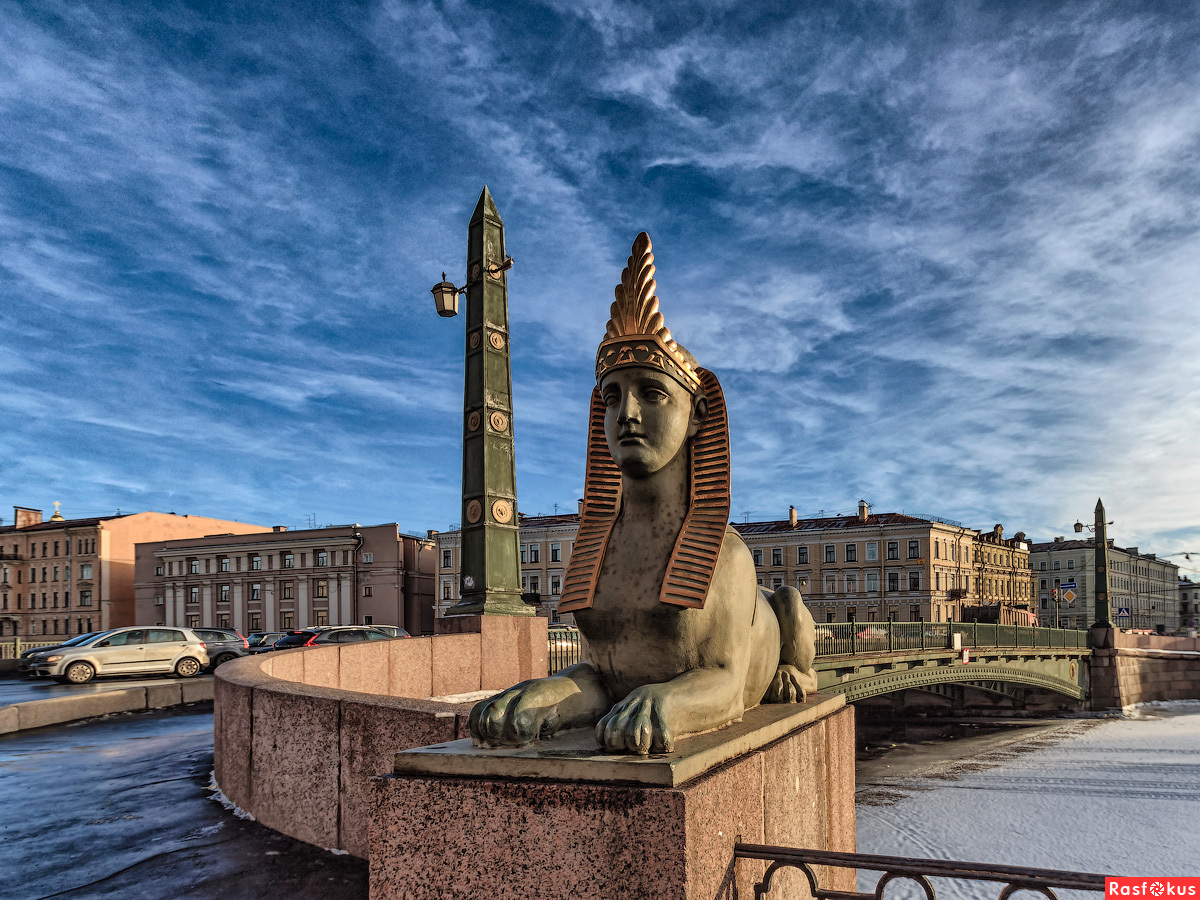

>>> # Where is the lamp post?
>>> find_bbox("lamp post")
[1074,498,1114,629]
[430,187,530,618]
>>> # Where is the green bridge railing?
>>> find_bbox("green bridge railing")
[814,621,1088,657]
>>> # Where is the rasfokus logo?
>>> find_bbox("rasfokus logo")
[1108,880,1200,897]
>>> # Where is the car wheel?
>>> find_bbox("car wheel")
[211,652,237,668]
[175,657,202,678]
[65,661,95,684]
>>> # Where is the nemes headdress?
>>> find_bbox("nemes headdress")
[559,232,732,613]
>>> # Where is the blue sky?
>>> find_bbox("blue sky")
[1,1,1198,563]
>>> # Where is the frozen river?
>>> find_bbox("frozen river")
[855,702,1200,894]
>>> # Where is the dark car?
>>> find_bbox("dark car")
[192,627,249,668]
[18,632,107,675]
[272,627,394,650]
[367,625,410,639]
[246,632,288,654]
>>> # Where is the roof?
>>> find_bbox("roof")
[514,514,580,527]
[733,512,953,535]
[0,514,128,534]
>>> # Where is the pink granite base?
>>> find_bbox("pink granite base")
[368,704,856,900]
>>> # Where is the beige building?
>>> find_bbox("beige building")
[0,505,266,638]
[436,514,579,621]
[435,503,1036,625]
[1029,537,1179,632]
[135,523,437,635]
[736,503,1034,624]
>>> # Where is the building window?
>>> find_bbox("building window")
[281,581,293,600]
[187,587,199,604]
[935,572,940,590]
[797,546,808,564]
[824,575,836,593]
[155,595,164,606]
[908,540,920,559]
[866,542,878,561]
[752,549,763,566]
[442,581,453,600]
[529,545,540,564]
[866,572,879,592]
[846,609,856,624]
[1067,560,1075,570]
[910,605,922,622]
[251,555,262,571]
[249,613,262,632]
[363,585,373,597]
[282,552,294,568]
[316,550,328,567]
[219,556,230,572]
[888,572,900,591]
[825,545,836,563]
[217,613,230,628]
[314,579,329,599]
[551,575,561,595]
[281,612,294,630]
[357,551,370,564]
[771,548,782,567]
[187,614,200,629]
[1053,560,1061,570]
[845,544,857,562]
[529,576,540,594]
[250,583,262,601]
[934,542,940,559]
[315,611,329,627]
[887,541,899,560]
[845,573,858,592]
[908,572,921,591]
[219,584,230,602]
[79,564,92,580]
[155,565,164,576]
[188,559,200,575]
[550,543,561,562]
[79,590,92,607]
[442,549,452,568]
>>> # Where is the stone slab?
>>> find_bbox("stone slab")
[395,692,845,788]
[146,683,183,709]
[387,636,433,698]
[340,640,389,695]
[14,688,146,731]
[0,704,17,735]
[182,678,214,703]
[430,632,481,697]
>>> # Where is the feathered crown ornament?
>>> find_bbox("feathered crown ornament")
[595,232,702,392]
[560,232,731,613]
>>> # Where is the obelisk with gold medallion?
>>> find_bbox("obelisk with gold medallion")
[446,187,529,616]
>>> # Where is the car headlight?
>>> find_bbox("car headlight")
[45,655,63,662]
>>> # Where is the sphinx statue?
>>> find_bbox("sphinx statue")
[469,232,818,755]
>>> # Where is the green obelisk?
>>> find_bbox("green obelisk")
[446,187,530,616]
[1091,497,1113,628]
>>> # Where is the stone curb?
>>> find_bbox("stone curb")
[0,679,214,735]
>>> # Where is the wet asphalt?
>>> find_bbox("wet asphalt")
[0,704,367,900]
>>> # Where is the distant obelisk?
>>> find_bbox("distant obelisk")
[1091,497,1112,628]
[445,188,530,617]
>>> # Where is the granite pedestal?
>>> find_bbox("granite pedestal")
[369,693,855,900]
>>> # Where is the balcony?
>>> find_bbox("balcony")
[0,552,23,561]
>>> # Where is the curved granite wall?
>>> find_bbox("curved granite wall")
[214,617,547,858]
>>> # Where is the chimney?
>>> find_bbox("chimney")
[577,498,584,516]
[426,529,439,540]
[789,506,797,528]
[1127,547,1138,557]
[273,525,288,532]
[13,507,42,529]
[857,500,869,522]
[1054,536,1064,543]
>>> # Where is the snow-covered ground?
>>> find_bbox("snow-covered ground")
[855,702,1200,896]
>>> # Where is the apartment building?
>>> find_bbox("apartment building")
[436,514,578,621]
[1029,538,1180,632]
[735,502,1033,624]
[134,524,438,636]
[0,505,265,638]
[1180,577,1198,631]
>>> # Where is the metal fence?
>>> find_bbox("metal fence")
[547,627,583,674]
[813,621,1089,658]
[735,843,1107,900]
[0,640,61,659]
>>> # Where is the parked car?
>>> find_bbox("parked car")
[855,626,888,641]
[368,625,410,639]
[18,631,107,675]
[192,627,249,668]
[32,627,209,684]
[246,632,288,654]
[272,627,394,650]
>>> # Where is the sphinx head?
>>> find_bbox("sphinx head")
[600,365,708,479]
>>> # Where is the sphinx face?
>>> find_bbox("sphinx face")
[600,366,700,479]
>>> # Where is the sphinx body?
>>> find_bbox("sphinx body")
[469,234,818,755]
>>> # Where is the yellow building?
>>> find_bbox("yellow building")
[0,505,266,638]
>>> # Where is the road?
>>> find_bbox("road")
[0,674,212,708]
[0,706,367,900]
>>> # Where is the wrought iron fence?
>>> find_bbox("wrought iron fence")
[0,639,61,659]
[734,844,1108,900]
[813,622,1088,658]
[547,627,583,674]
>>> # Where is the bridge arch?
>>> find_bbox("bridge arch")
[825,663,1084,703]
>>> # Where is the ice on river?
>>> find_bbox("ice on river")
[855,702,1200,896]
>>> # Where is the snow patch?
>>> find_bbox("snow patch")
[207,770,256,821]
[426,690,498,703]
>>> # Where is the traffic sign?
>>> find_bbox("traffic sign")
[1062,588,1077,606]
[1117,607,1131,618]
[1060,581,1077,590]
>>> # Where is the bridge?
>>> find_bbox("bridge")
[812,622,1090,707]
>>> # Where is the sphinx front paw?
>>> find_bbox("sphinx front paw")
[596,686,675,756]
[765,664,817,704]
[469,680,564,747]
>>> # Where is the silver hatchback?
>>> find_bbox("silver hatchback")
[33,627,210,684]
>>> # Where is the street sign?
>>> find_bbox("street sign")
[1060,581,1077,590]
[1062,588,1077,606]
[1117,607,1131,618]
